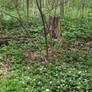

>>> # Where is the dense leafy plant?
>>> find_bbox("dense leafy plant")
[0,0,92,91]
[0,61,92,92]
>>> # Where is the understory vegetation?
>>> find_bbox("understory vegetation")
[0,0,92,92]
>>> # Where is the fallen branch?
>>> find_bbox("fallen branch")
[0,10,40,50]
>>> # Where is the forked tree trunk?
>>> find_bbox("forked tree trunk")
[49,16,61,39]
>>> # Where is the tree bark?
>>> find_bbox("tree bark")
[49,16,61,39]
[36,0,48,60]
[27,0,30,23]
[60,0,64,19]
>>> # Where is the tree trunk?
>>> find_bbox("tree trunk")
[27,0,30,23]
[33,0,36,15]
[49,16,61,39]
[81,0,85,17]
[60,0,64,19]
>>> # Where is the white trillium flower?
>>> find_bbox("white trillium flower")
[46,89,50,92]
[58,86,60,88]
[38,81,41,85]
[40,68,42,70]
[50,81,52,84]
[77,86,80,89]
[73,74,76,77]
[56,66,58,68]
[62,84,64,86]
[69,79,71,82]
[63,80,65,82]
[69,71,71,73]
[22,81,25,84]
[85,79,88,82]
[26,88,28,90]
[27,67,30,69]
[28,77,30,80]
[79,77,81,80]
[79,71,82,74]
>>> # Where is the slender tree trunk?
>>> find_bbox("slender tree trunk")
[81,0,85,17]
[36,0,48,60]
[3,0,6,10]
[27,0,30,23]
[60,0,64,19]
[33,0,36,15]
[15,0,31,37]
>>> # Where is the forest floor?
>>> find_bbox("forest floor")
[0,17,92,91]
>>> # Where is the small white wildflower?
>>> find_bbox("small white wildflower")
[40,68,43,70]
[73,74,76,77]
[64,76,66,78]
[73,90,75,92]
[77,86,80,89]
[27,67,30,69]
[22,81,25,84]
[86,90,89,92]
[84,79,88,83]
[28,77,30,80]
[65,75,67,77]
[26,88,28,90]
[79,71,82,74]
[62,84,64,86]
[79,57,82,59]
[46,88,50,92]
[64,67,66,69]
[56,66,58,68]
[73,77,75,80]
[38,81,41,85]
[50,81,52,84]
[69,71,71,73]
[69,79,71,82]
[79,77,81,80]
[44,68,46,70]
[58,86,60,88]
[61,79,65,82]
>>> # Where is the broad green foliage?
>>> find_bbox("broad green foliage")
[0,62,92,92]
[61,17,92,43]
[0,15,92,91]
[0,0,92,92]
